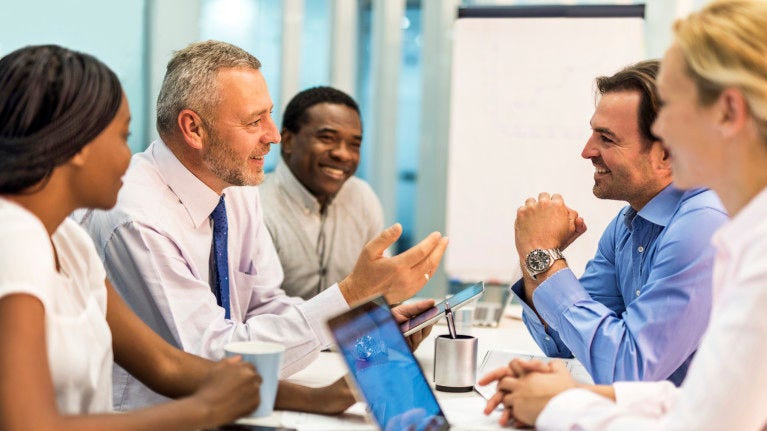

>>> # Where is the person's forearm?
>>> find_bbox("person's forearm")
[275,381,312,412]
[28,396,216,431]
[149,352,214,399]
[109,396,215,431]
[275,379,354,415]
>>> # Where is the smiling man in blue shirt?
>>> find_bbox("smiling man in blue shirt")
[511,60,728,386]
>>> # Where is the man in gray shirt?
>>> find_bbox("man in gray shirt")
[261,87,384,299]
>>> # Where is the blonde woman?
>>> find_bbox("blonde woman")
[479,1,767,429]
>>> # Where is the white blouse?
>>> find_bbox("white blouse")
[0,199,113,414]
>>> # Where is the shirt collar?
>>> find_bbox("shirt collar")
[274,158,324,214]
[712,185,767,253]
[152,139,221,228]
[634,184,685,228]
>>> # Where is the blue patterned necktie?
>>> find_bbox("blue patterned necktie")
[210,196,231,319]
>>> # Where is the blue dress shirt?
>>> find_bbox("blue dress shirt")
[511,186,727,385]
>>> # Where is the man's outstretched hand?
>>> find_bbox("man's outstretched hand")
[339,223,449,305]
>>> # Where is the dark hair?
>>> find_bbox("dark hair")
[0,45,122,193]
[595,60,660,149]
[281,86,360,135]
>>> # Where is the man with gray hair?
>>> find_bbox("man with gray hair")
[82,40,447,411]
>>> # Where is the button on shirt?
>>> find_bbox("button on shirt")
[536,186,767,431]
[260,159,384,299]
[81,140,349,410]
[511,186,728,385]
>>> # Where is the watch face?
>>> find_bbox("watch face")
[526,249,552,272]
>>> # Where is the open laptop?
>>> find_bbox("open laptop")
[327,297,450,431]
[471,283,511,327]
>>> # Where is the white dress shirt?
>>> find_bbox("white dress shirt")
[82,140,349,410]
[536,186,767,431]
[0,199,113,414]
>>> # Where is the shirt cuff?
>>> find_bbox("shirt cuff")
[511,279,544,324]
[532,269,591,331]
[511,280,561,353]
[509,279,527,303]
[300,283,350,347]
[614,380,678,417]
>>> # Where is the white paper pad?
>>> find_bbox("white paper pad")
[280,403,374,430]
[474,349,594,401]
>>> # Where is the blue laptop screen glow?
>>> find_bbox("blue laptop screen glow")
[331,302,448,430]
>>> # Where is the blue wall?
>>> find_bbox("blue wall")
[1,0,148,152]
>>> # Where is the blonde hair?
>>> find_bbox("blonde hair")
[673,0,767,139]
[156,40,261,137]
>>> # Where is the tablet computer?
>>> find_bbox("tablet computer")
[327,297,450,431]
[399,282,485,336]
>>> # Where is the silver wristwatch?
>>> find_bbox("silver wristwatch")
[524,248,565,280]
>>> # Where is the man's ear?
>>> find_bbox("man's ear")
[281,129,294,157]
[718,87,750,139]
[650,139,672,171]
[177,109,207,150]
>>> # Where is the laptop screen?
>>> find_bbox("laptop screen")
[328,298,449,431]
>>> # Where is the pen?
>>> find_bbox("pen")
[445,305,457,339]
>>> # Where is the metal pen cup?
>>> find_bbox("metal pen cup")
[433,334,478,392]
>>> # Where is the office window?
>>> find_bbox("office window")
[1,1,148,152]
[357,0,423,252]
[300,0,331,89]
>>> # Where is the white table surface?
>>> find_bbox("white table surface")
[239,303,544,430]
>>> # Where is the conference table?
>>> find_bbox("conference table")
[235,302,547,430]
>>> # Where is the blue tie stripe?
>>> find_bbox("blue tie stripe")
[211,196,231,319]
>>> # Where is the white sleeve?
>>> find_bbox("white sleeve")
[536,383,678,431]
[103,220,345,377]
[0,210,55,307]
[242,186,350,373]
[613,381,679,417]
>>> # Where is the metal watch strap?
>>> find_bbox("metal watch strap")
[526,248,565,280]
